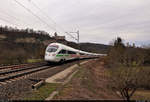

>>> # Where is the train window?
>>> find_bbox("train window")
[58,50,66,54]
[47,47,57,52]
[67,51,71,54]
[73,51,76,54]
[80,53,84,55]
[68,51,76,54]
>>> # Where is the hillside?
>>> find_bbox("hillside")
[80,43,109,53]
[0,26,109,65]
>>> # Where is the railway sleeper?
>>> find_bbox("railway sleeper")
[0,66,50,82]
[0,64,45,75]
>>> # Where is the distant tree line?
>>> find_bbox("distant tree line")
[0,25,49,36]
[107,37,149,67]
[0,25,53,42]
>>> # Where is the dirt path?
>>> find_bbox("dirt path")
[54,58,120,100]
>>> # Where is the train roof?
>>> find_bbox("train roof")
[49,43,78,52]
[48,43,107,56]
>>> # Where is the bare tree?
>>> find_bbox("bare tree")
[109,67,147,102]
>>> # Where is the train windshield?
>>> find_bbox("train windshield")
[47,46,58,52]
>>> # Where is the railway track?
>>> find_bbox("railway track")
[0,62,49,85]
[0,59,92,99]
[0,59,92,86]
[0,62,46,71]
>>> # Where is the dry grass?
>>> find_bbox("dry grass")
[15,37,36,43]
[132,89,150,100]
[54,59,119,100]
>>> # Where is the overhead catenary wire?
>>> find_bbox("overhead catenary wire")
[28,0,66,33]
[65,32,78,40]
[0,16,19,27]
[28,0,57,26]
[0,10,20,22]
[0,0,79,43]
[0,0,79,42]
[0,9,37,28]
[0,11,30,28]
[28,0,77,41]
[13,0,56,32]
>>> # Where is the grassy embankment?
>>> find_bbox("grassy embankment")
[24,83,60,100]
[53,59,118,99]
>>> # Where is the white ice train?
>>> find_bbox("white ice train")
[44,43,107,63]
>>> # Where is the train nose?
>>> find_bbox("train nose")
[44,52,56,61]
[45,52,56,57]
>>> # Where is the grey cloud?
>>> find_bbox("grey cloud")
[0,0,149,46]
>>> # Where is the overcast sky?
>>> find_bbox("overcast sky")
[0,0,149,46]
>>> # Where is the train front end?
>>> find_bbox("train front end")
[44,44,60,62]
